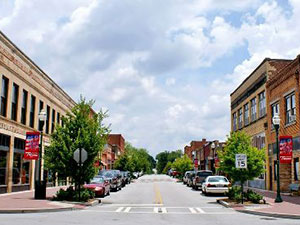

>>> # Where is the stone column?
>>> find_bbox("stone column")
[29,160,35,190]
[6,135,14,193]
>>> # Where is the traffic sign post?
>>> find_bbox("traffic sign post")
[73,148,88,202]
[235,154,247,204]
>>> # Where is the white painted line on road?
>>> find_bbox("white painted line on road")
[154,207,159,213]
[161,207,167,213]
[116,207,124,212]
[189,208,197,214]
[196,208,205,213]
[124,207,131,213]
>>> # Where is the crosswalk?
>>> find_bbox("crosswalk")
[86,205,236,215]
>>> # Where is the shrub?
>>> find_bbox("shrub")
[245,189,263,203]
[227,186,242,203]
[53,186,94,202]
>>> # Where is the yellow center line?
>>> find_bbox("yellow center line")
[153,183,163,204]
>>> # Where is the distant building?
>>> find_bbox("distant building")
[101,134,125,169]
[230,58,291,190]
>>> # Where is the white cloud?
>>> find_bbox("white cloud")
[1,0,300,156]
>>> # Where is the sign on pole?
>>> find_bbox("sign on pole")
[73,148,88,164]
[235,154,247,169]
[24,132,40,160]
[279,136,293,164]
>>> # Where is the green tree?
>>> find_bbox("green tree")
[172,154,193,180]
[218,131,265,198]
[156,150,182,174]
[44,98,110,191]
[162,161,173,174]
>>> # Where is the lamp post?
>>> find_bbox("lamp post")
[35,109,47,199]
[211,142,216,174]
[272,112,283,203]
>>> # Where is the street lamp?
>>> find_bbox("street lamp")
[35,109,47,199]
[272,112,282,203]
[211,142,216,174]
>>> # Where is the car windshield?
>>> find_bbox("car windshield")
[208,177,228,183]
[197,172,212,177]
[90,177,104,184]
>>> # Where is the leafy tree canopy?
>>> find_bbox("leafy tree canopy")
[155,150,182,174]
[218,131,265,183]
[44,97,110,186]
[172,154,193,179]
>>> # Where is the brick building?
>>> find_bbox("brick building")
[101,134,125,169]
[184,139,207,169]
[266,55,300,191]
[230,58,291,190]
[0,31,76,193]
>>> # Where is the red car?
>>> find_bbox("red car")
[84,176,110,197]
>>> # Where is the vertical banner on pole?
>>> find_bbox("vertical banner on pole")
[24,132,40,160]
[279,136,293,164]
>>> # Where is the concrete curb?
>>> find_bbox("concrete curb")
[236,209,300,220]
[0,207,79,214]
[217,199,300,220]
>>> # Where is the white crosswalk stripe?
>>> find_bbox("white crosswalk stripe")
[196,208,205,214]
[115,207,124,212]
[189,208,197,214]
[161,207,167,213]
[124,207,131,213]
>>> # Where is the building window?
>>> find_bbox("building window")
[259,91,266,117]
[13,152,21,184]
[38,100,44,131]
[29,95,36,128]
[46,105,50,134]
[51,109,55,133]
[295,158,299,181]
[233,112,237,131]
[286,93,296,124]
[271,102,280,129]
[21,90,28,125]
[0,151,7,185]
[251,98,256,122]
[238,108,243,129]
[1,76,9,117]
[11,83,19,121]
[244,103,249,126]
[57,112,60,125]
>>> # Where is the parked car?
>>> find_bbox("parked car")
[120,171,127,187]
[183,171,193,184]
[98,170,122,191]
[192,170,213,190]
[121,171,131,185]
[202,176,230,195]
[187,171,195,187]
[83,176,110,197]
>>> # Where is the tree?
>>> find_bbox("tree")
[172,154,193,179]
[218,131,265,200]
[44,98,110,191]
[114,143,154,174]
[162,162,173,174]
[156,150,182,174]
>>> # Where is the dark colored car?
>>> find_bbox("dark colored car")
[187,171,195,187]
[192,170,213,190]
[121,171,131,186]
[83,176,110,197]
[98,170,122,191]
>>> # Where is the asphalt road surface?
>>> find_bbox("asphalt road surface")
[0,174,299,225]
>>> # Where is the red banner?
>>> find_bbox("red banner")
[194,159,198,168]
[215,157,220,168]
[279,136,293,164]
[24,132,40,160]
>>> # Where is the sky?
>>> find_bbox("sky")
[1,0,300,157]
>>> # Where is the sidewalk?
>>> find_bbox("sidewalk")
[235,187,300,219]
[0,186,85,213]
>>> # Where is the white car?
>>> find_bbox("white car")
[202,176,230,195]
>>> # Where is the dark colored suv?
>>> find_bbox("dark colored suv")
[192,170,213,190]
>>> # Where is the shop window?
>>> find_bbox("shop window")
[11,83,19,121]
[21,161,29,184]
[0,151,7,185]
[1,76,9,117]
[29,95,36,128]
[294,158,299,181]
[13,153,21,184]
[21,89,28,125]
[38,100,44,131]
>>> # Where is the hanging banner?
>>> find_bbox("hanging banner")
[215,157,220,168]
[194,159,198,168]
[279,136,293,164]
[24,132,40,160]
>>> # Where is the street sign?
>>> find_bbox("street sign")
[73,148,88,164]
[235,154,247,169]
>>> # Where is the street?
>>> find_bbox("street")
[0,175,299,225]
